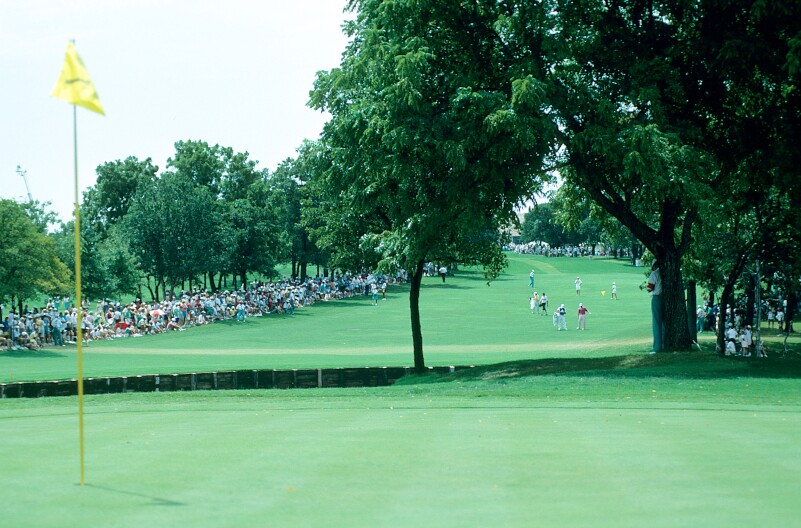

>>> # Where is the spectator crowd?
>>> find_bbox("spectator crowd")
[1,272,404,352]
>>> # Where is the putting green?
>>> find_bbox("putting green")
[3,376,801,527]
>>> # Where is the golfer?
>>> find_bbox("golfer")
[577,303,591,330]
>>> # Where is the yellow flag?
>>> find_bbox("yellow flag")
[51,41,105,115]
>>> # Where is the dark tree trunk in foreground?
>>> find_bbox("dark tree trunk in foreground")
[660,253,692,350]
[409,260,425,373]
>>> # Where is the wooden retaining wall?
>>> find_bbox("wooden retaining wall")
[0,365,473,399]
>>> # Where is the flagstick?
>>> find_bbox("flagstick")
[73,103,86,486]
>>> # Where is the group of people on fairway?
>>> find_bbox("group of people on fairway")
[529,270,603,332]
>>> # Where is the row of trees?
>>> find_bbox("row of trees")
[2,141,331,315]
[520,199,641,261]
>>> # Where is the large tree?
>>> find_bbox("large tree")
[121,173,220,300]
[310,0,555,372]
[269,159,311,280]
[520,203,579,248]
[0,199,70,313]
[512,0,800,350]
[85,156,159,234]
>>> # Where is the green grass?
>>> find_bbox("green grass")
[3,374,801,527]
[1,255,664,382]
[2,252,801,527]
[2,253,796,383]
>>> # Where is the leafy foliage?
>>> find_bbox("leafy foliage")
[0,200,70,306]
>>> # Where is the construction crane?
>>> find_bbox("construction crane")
[16,165,32,202]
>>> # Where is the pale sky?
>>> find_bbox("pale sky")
[1,0,352,223]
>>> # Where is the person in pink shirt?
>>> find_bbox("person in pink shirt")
[577,303,592,330]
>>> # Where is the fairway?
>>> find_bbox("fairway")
[2,254,655,382]
[3,253,801,527]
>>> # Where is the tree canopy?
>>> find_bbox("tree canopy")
[0,199,70,311]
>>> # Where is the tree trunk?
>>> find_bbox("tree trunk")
[717,281,736,355]
[715,253,749,353]
[659,253,692,350]
[687,280,697,343]
[786,290,797,335]
[745,273,756,328]
[707,290,715,334]
[300,232,309,281]
[409,260,425,373]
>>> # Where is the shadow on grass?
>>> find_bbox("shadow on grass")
[0,349,68,359]
[450,269,511,283]
[84,483,186,506]
[400,350,801,384]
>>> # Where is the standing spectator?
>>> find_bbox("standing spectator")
[575,276,582,296]
[371,283,379,305]
[767,307,775,329]
[726,324,737,353]
[577,303,591,330]
[52,314,64,346]
[646,261,664,353]
[741,326,752,357]
[776,308,785,334]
